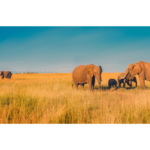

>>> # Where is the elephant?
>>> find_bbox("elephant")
[119,61,150,89]
[118,73,137,88]
[108,79,117,89]
[72,64,102,91]
[0,71,12,79]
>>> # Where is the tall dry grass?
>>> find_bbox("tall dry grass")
[0,73,150,124]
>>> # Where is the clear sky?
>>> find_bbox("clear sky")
[0,27,150,73]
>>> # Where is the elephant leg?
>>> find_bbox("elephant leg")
[119,81,121,87]
[133,78,137,87]
[128,83,132,88]
[81,84,84,90]
[128,81,132,88]
[130,81,132,88]
[75,84,78,89]
[88,80,93,91]
[92,76,95,90]
[89,84,92,91]
[127,81,131,88]
[123,79,126,88]
[75,83,78,90]
[92,85,94,90]
[139,76,145,90]
[123,83,125,88]
[73,78,78,90]
[87,75,93,91]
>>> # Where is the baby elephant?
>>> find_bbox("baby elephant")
[118,73,137,88]
[108,79,117,89]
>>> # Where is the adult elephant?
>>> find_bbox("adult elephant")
[118,73,137,88]
[0,71,12,79]
[119,61,150,89]
[72,64,102,91]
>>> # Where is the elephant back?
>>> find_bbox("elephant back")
[72,65,86,75]
[72,65,87,80]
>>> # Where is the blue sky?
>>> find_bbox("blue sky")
[0,27,150,73]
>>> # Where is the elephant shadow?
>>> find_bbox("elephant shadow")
[126,86,150,90]
[141,86,150,90]
[94,86,107,91]
[107,87,118,91]
[125,87,136,90]
[102,86,109,91]
[94,86,118,91]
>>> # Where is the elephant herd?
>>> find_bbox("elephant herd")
[1,61,150,91]
[72,61,150,91]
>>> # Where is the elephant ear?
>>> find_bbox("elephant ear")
[99,66,102,73]
[124,65,133,77]
[131,63,142,75]
[138,61,145,71]
[87,67,94,77]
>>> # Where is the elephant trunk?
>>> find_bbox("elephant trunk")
[97,79,101,86]
[96,75,101,90]
[119,69,130,80]
[118,75,127,80]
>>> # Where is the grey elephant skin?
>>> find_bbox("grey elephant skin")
[0,71,12,79]
[108,79,117,89]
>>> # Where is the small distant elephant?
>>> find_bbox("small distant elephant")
[0,71,12,79]
[108,79,117,89]
[118,73,137,88]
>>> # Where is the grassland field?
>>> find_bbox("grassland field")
[0,73,150,124]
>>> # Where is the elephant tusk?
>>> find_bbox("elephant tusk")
[97,79,101,86]
[119,75,126,79]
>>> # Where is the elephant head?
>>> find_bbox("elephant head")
[120,61,144,79]
[86,64,102,86]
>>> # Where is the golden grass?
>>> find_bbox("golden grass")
[0,73,150,124]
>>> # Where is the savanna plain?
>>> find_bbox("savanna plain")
[0,73,150,124]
